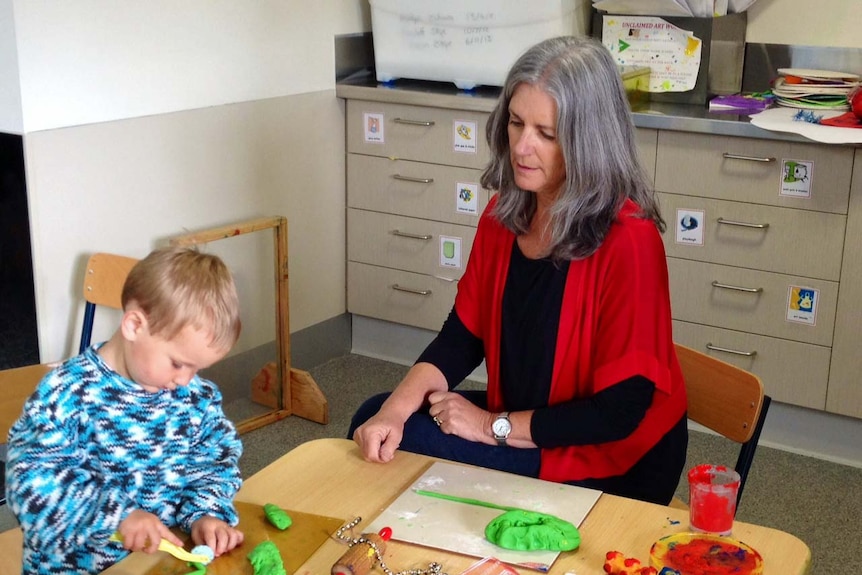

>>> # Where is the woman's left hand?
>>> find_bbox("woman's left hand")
[427,391,495,444]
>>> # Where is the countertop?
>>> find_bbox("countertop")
[336,76,812,143]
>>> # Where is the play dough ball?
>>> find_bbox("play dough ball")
[191,544,215,565]
[264,503,292,530]
[248,540,286,575]
[485,509,580,552]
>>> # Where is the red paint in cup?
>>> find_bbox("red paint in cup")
[688,464,740,536]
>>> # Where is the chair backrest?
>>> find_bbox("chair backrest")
[78,252,138,354]
[675,342,771,506]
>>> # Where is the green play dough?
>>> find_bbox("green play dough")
[264,503,292,530]
[248,540,286,575]
[484,509,581,552]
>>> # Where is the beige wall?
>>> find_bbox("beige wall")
[747,0,862,48]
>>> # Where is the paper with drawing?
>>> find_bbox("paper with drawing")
[367,462,602,572]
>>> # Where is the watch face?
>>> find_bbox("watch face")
[493,416,511,437]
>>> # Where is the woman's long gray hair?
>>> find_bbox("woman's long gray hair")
[481,35,663,261]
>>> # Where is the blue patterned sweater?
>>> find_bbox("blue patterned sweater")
[4,345,243,575]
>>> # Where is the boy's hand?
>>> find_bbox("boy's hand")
[117,509,185,553]
[191,515,244,557]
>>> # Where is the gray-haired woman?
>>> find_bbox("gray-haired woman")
[350,35,687,505]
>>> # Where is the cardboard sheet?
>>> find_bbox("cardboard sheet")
[143,502,343,575]
[367,462,602,572]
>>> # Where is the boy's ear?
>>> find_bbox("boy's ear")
[119,308,148,341]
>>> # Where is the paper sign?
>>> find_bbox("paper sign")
[787,285,818,326]
[675,208,705,245]
[453,120,478,154]
[456,182,480,215]
[364,112,384,143]
[780,159,813,198]
[602,15,702,92]
[440,236,462,268]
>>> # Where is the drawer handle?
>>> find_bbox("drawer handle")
[392,174,435,184]
[706,343,758,357]
[711,281,763,294]
[717,217,770,229]
[391,229,432,241]
[393,117,436,127]
[722,152,776,163]
[392,284,432,296]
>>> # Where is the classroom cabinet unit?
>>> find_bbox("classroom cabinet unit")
[338,84,862,420]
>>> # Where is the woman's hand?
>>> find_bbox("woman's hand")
[116,509,185,553]
[428,391,496,444]
[191,515,244,557]
[353,409,406,463]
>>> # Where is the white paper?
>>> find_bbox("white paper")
[592,0,692,16]
[749,107,862,144]
[728,0,758,13]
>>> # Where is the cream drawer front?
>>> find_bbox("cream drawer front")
[667,258,837,347]
[673,320,829,410]
[636,128,657,184]
[656,131,853,214]
[348,209,476,278]
[659,192,846,280]
[346,100,490,168]
[348,262,457,331]
[348,154,488,226]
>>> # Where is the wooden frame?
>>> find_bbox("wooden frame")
[170,216,328,434]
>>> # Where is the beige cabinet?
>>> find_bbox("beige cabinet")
[345,99,490,331]
[655,131,853,412]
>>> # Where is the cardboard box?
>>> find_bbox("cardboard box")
[593,11,746,105]
[370,0,590,90]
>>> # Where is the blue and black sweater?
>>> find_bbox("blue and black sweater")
[5,345,243,575]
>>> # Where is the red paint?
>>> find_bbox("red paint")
[661,538,760,575]
[688,465,739,535]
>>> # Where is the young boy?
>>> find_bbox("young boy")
[5,246,245,574]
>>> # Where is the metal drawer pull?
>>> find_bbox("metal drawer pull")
[717,217,770,229]
[391,229,432,241]
[722,152,776,163]
[392,284,432,296]
[392,174,435,184]
[393,118,435,127]
[711,281,763,293]
[706,343,758,357]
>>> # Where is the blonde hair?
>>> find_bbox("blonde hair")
[122,246,241,350]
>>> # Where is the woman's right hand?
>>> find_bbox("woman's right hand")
[352,410,405,463]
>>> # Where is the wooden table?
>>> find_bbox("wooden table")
[0,438,811,575]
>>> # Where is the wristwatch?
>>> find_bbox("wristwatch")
[492,412,512,446]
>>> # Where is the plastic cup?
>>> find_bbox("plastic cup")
[687,464,740,536]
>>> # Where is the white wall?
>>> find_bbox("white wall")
[0,0,23,134]
[11,2,369,362]
[747,0,862,48]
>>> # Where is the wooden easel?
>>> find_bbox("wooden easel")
[170,216,328,434]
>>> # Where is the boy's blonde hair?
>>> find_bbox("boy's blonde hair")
[122,246,241,350]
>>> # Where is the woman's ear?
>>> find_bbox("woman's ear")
[119,308,148,341]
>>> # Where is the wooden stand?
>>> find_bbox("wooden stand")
[170,216,328,434]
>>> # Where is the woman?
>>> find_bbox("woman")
[350,35,687,505]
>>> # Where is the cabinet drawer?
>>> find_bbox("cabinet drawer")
[673,320,829,410]
[659,192,846,280]
[636,128,657,184]
[348,209,476,279]
[667,258,837,347]
[347,100,490,168]
[348,262,457,331]
[655,131,853,214]
[347,154,488,226]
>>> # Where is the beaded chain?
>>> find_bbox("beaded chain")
[335,517,448,575]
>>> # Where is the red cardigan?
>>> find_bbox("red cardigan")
[454,197,687,482]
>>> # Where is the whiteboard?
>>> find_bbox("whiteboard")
[368,462,602,572]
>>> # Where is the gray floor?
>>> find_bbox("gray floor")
[3,353,860,574]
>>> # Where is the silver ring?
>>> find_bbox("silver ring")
[433,416,442,427]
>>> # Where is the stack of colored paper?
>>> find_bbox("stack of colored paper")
[772,68,860,110]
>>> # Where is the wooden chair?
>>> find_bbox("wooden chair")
[0,253,136,506]
[672,343,771,509]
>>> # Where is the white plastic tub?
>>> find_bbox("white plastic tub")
[369,0,588,90]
